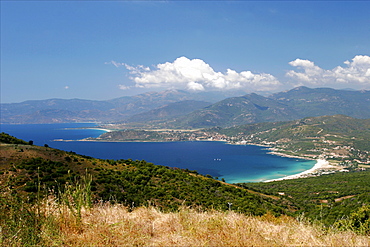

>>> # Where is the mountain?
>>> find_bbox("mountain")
[2,87,369,126]
[0,90,238,124]
[270,86,370,119]
[0,98,116,123]
[156,87,370,129]
[124,100,212,123]
[160,93,297,129]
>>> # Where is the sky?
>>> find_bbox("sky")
[1,1,369,103]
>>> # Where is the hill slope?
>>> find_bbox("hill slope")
[0,133,286,215]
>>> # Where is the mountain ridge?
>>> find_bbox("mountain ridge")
[153,87,370,129]
[0,90,238,124]
[1,87,369,126]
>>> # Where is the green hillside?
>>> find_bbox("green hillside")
[240,170,370,226]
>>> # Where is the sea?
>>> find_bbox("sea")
[1,123,316,183]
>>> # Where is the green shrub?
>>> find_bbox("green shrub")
[335,205,370,235]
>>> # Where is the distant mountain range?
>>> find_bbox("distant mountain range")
[1,87,369,127]
[0,90,230,124]
[128,87,370,129]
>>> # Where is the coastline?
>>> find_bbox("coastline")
[263,158,335,182]
[55,128,340,183]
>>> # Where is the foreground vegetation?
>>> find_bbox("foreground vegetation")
[240,170,370,227]
[1,175,369,246]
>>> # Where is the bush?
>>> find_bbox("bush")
[335,205,370,235]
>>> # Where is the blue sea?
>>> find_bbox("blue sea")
[0,123,316,183]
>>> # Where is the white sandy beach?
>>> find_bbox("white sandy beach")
[264,159,334,182]
[89,128,112,132]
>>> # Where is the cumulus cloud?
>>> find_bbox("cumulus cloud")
[109,55,369,92]
[286,55,370,87]
[118,57,281,92]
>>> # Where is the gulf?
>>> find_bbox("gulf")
[0,123,316,183]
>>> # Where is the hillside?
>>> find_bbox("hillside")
[212,115,370,161]
[241,170,370,226]
[0,133,287,215]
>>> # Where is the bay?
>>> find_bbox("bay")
[1,123,316,183]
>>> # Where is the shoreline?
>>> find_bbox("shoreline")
[267,150,315,160]
[263,158,335,182]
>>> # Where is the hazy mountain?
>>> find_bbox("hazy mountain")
[2,87,369,126]
[156,87,370,129]
[124,100,212,123]
[0,90,235,124]
[270,86,370,119]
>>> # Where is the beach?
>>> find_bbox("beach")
[264,159,335,182]
[89,128,112,133]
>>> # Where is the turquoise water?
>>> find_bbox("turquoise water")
[1,123,316,183]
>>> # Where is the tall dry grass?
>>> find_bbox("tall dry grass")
[41,200,369,246]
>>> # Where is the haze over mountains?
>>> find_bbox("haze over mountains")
[1,87,369,127]
[0,90,225,124]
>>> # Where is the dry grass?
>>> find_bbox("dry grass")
[42,200,370,246]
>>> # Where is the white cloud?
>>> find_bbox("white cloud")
[118,84,131,90]
[64,86,69,90]
[121,56,281,92]
[110,55,370,93]
[286,55,370,88]
[187,81,205,91]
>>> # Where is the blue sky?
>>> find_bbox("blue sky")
[1,1,369,103]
